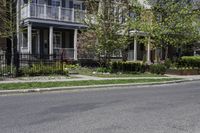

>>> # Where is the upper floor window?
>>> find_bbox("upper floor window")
[74,4,81,9]
[74,1,83,10]
[52,0,61,6]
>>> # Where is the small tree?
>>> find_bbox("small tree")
[84,0,130,64]
[0,0,18,73]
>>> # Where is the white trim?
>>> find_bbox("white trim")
[49,26,54,56]
[133,36,137,61]
[147,36,151,64]
[28,24,32,54]
[74,29,78,60]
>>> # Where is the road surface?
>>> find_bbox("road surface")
[1,81,200,133]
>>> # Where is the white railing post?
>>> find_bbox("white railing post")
[59,6,62,20]
[72,8,75,22]
[44,4,47,19]
[27,2,31,18]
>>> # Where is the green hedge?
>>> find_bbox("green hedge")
[176,56,200,69]
[19,63,68,76]
[111,61,147,73]
[149,64,167,75]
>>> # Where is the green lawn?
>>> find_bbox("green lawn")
[0,78,181,90]
[94,73,166,78]
[75,67,166,78]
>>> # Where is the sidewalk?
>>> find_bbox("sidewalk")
[0,74,172,84]
[165,74,200,80]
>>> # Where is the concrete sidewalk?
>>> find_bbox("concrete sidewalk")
[165,74,200,80]
[0,74,172,84]
[0,74,199,84]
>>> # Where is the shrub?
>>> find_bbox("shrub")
[176,56,200,69]
[164,58,172,69]
[78,59,102,67]
[0,66,16,77]
[149,64,167,75]
[19,63,68,76]
[110,61,147,73]
[96,67,112,73]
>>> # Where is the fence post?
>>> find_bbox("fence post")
[61,52,64,74]
[14,52,20,77]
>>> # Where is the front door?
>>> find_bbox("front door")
[32,30,40,55]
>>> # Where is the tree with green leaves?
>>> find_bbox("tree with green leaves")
[83,0,131,64]
[148,0,200,59]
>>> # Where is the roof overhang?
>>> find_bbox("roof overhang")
[21,18,88,29]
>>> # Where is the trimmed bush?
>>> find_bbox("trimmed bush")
[19,63,68,76]
[96,67,112,73]
[176,56,200,69]
[111,61,147,73]
[149,64,167,75]
[0,66,16,77]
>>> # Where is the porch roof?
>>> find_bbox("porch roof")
[21,18,88,29]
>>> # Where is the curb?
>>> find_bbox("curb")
[0,79,199,95]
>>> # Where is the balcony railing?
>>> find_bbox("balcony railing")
[21,3,86,23]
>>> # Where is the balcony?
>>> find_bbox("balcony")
[21,3,86,24]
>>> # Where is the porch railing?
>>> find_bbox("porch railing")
[54,48,75,60]
[19,47,75,60]
[21,3,86,23]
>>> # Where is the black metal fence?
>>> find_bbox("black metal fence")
[0,53,69,78]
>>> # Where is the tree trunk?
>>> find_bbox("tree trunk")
[10,37,14,75]
[165,46,168,60]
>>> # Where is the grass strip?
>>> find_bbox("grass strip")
[0,78,181,90]
[94,73,167,78]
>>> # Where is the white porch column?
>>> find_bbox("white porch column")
[74,29,78,60]
[49,26,54,56]
[44,4,47,19]
[147,36,151,64]
[133,36,137,62]
[27,2,31,18]
[27,24,32,54]
[59,6,62,20]
[72,8,75,22]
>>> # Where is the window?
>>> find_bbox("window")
[52,0,61,6]
[74,4,81,9]
[22,33,28,48]
[53,32,62,49]
[74,1,82,10]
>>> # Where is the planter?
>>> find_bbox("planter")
[166,69,200,75]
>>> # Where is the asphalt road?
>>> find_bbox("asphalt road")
[1,81,200,133]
